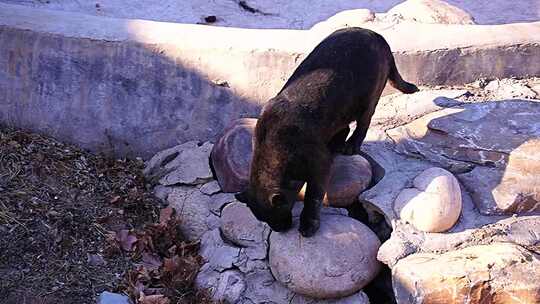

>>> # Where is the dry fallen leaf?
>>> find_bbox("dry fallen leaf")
[110,195,122,204]
[139,294,171,304]
[142,251,162,270]
[159,207,175,225]
[116,229,138,252]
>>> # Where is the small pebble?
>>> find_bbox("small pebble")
[98,291,131,304]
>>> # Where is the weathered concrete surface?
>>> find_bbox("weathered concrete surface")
[1,3,539,157]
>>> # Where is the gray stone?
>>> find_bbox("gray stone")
[167,186,220,241]
[199,229,241,272]
[152,185,172,202]
[459,141,540,214]
[196,269,246,303]
[98,292,131,304]
[269,215,381,299]
[241,268,295,304]
[200,180,222,195]
[208,192,237,216]
[144,141,214,186]
[392,242,540,304]
[234,253,270,273]
[220,202,270,254]
[387,100,540,215]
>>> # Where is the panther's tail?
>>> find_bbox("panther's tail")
[388,57,419,94]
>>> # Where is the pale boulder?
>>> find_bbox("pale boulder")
[311,9,375,32]
[394,167,462,232]
[386,0,475,25]
[269,215,381,299]
[392,243,540,304]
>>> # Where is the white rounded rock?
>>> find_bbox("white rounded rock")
[387,0,475,25]
[269,215,381,299]
[394,167,462,232]
[311,9,375,32]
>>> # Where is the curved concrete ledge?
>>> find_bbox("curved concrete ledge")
[1,3,539,157]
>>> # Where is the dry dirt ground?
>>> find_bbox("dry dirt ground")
[0,126,212,304]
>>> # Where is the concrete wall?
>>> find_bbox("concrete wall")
[1,3,539,158]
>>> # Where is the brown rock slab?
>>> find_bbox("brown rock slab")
[326,155,372,207]
[392,242,540,304]
[210,118,257,193]
[269,215,381,299]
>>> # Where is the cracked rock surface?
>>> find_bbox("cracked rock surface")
[145,80,540,304]
[146,140,373,303]
[144,141,214,186]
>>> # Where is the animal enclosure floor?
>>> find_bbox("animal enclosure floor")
[0,0,538,28]
[0,126,209,304]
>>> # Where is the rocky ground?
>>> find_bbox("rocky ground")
[0,126,211,304]
[144,77,540,304]
[1,76,538,304]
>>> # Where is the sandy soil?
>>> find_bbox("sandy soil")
[1,0,538,28]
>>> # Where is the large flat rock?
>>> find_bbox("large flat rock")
[378,215,540,267]
[387,100,540,215]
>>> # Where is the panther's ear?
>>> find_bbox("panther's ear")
[235,190,250,204]
[269,193,287,207]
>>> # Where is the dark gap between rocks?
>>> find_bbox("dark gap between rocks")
[237,1,272,15]
[348,200,395,304]
[160,151,179,167]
